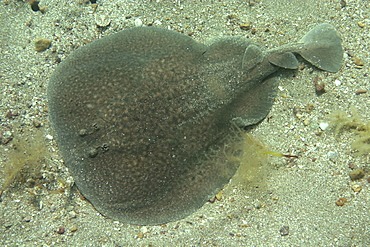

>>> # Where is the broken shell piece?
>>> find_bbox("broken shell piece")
[95,15,111,27]
[351,184,362,193]
[319,122,329,131]
[134,18,143,27]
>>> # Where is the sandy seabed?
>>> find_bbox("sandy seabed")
[0,0,369,246]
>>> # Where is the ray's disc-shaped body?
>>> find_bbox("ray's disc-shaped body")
[48,27,248,225]
[48,25,342,225]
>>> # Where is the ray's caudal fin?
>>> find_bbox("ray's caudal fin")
[298,23,343,72]
[267,23,343,72]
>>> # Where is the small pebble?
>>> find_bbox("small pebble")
[314,76,326,94]
[134,18,143,27]
[141,226,148,234]
[70,225,78,232]
[208,196,216,203]
[33,119,42,128]
[279,226,289,236]
[57,227,65,234]
[327,151,338,159]
[333,79,341,86]
[46,134,53,140]
[4,222,13,229]
[68,211,77,218]
[349,169,365,181]
[215,190,223,201]
[355,89,367,95]
[353,57,364,66]
[240,23,252,31]
[358,21,366,28]
[153,20,162,26]
[34,38,51,52]
[137,232,144,239]
[23,216,31,222]
[29,0,40,11]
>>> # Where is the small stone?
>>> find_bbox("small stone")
[24,216,31,222]
[46,134,53,140]
[69,211,77,218]
[215,190,223,201]
[4,222,13,229]
[137,232,144,239]
[279,226,289,236]
[70,225,78,232]
[358,21,366,28]
[134,18,143,27]
[208,196,216,203]
[29,0,40,11]
[314,76,326,94]
[1,131,13,144]
[153,20,162,26]
[33,119,42,128]
[141,226,148,234]
[315,82,326,94]
[353,57,364,66]
[349,169,365,181]
[34,38,51,52]
[340,0,346,8]
[57,227,65,234]
[333,79,341,86]
[355,89,367,95]
[240,23,252,31]
[327,151,338,159]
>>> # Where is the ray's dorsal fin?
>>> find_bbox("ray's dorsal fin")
[298,23,343,72]
[241,44,264,70]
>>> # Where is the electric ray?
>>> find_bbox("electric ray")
[48,23,342,225]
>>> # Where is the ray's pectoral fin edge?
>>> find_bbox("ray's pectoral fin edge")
[232,76,278,128]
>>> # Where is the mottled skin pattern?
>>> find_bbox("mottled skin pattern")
[49,27,249,225]
[48,25,342,225]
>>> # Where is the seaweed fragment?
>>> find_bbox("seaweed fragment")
[328,109,370,155]
[228,129,297,186]
[0,129,47,199]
